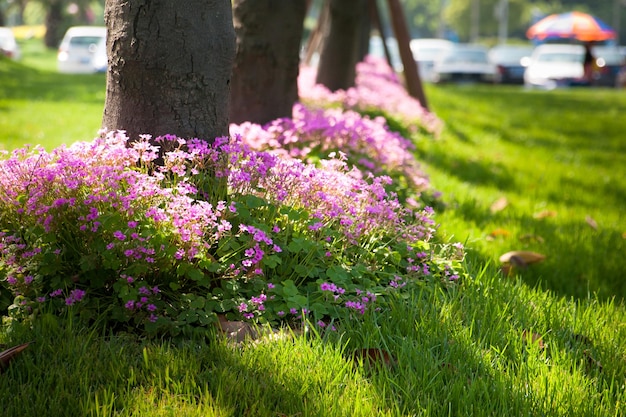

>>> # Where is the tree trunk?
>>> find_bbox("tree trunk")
[102,0,236,143]
[386,0,429,110]
[44,1,63,49]
[315,0,367,92]
[229,0,307,125]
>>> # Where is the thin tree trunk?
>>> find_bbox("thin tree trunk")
[230,0,307,125]
[44,1,63,49]
[315,0,367,91]
[102,0,236,143]
[385,0,429,110]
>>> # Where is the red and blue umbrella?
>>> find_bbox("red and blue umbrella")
[526,11,616,42]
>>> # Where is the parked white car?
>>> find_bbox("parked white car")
[523,44,585,89]
[57,26,107,74]
[410,38,454,83]
[0,27,21,60]
[431,44,497,84]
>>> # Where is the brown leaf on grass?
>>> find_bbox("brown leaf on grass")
[501,263,514,276]
[352,348,395,368]
[622,232,626,239]
[519,234,545,244]
[533,210,558,219]
[522,330,545,350]
[585,215,598,230]
[583,349,603,372]
[0,341,33,373]
[490,197,509,213]
[499,251,546,265]
[486,228,511,241]
[216,314,258,344]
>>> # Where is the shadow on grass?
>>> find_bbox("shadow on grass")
[0,57,105,103]
[414,146,516,191]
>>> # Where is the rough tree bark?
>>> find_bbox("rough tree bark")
[229,0,307,125]
[315,0,367,92]
[102,0,236,143]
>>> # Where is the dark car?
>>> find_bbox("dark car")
[488,45,534,84]
[592,46,626,87]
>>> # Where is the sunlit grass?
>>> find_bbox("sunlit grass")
[1,40,625,416]
[422,84,626,301]
[0,39,105,150]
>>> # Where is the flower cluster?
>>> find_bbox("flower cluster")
[231,103,433,199]
[0,55,466,336]
[298,55,443,136]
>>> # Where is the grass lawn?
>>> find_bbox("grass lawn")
[0,39,105,151]
[1,40,625,416]
[422,84,626,302]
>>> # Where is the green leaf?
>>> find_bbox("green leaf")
[185,267,205,282]
[282,280,299,297]
[262,254,281,268]
[190,296,206,309]
[287,295,309,308]
[327,265,348,281]
[244,195,268,209]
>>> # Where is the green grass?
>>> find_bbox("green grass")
[0,39,105,151]
[421,84,626,302]
[1,40,626,416]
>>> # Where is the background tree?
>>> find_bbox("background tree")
[315,0,368,91]
[230,0,307,125]
[101,0,236,144]
[39,0,96,48]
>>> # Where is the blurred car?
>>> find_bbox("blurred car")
[0,27,21,60]
[409,38,454,83]
[431,44,497,84]
[488,44,534,84]
[57,26,106,73]
[91,36,108,73]
[592,46,626,87]
[523,44,585,89]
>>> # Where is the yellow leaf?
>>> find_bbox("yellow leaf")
[533,209,557,219]
[585,215,598,230]
[519,234,545,243]
[489,228,511,237]
[499,251,546,265]
[490,197,509,213]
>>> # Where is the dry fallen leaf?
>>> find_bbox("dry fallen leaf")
[585,215,598,230]
[499,251,546,265]
[519,234,545,244]
[216,314,258,343]
[533,210,558,219]
[522,330,545,350]
[0,341,33,373]
[490,197,509,213]
[583,349,603,372]
[487,228,511,240]
[352,348,395,368]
